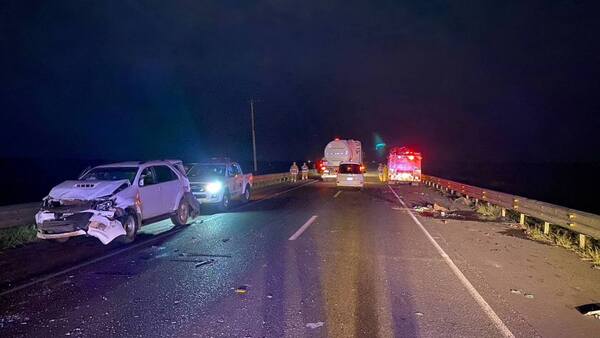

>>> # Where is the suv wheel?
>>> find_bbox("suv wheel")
[118,214,137,244]
[241,186,251,203]
[171,200,189,226]
[220,191,231,211]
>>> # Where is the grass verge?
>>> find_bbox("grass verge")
[476,203,502,218]
[0,225,38,251]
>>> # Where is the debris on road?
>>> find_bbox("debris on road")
[235,285,248,294]
[510,289,521,294]
[414,312,424,316]
[305,321,324,329]
[195,259,215,268]
[453,197,471,207]
[179,252,232,258]
[433,203,448,212]
[524,293,534,299]
[266,293,273,299]
[222,238,230,243]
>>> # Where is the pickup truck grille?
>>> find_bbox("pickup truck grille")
[191,183,206,193]
[39,212,93,234]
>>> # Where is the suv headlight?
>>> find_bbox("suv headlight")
[206,181,223,193]
[95,199,115,211]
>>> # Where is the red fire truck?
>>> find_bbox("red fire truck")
[387,147,422,184]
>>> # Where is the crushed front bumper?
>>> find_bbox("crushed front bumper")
[36,209,126,244]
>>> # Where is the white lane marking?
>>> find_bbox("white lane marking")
[333,191,342,198]
[387,185,515,338]
[288,215,318,241]
[0,181,317,298]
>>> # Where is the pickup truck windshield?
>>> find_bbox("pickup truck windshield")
[188,164,226,178]
[339,164,362,174]
[80,167,138,183]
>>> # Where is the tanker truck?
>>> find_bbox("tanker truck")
[321,139,363,180]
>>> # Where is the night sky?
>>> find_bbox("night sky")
[2,1,599,164]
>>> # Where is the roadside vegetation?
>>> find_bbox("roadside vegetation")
[0,225,37,250]
[523,221,600,268]
[475,203,502,219]
[472,201,600,268]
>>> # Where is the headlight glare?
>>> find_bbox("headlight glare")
[206,181,223,193]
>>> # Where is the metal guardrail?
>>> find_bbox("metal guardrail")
[422,175,600,244]
[0,172,295,230]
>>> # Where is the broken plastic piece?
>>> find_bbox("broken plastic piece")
[510,289,521,294]
[305,322,324,329]
[235,285,248,294]
[195,259,215,268]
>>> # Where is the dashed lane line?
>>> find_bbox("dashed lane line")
[288,215,318,241]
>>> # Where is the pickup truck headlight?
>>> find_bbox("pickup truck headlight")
[206,181,223,193]
[95,199,115,211]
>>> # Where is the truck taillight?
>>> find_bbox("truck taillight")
[408,155,414,160]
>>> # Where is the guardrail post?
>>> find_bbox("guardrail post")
[579,234,587,249]
[519,213,525,226]
[543,222,551,235]
[474,198,479,206]
[501,208,506,217]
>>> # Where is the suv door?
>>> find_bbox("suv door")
[137,167,162,219]
[233,163,244,195]
[153,165,182,213]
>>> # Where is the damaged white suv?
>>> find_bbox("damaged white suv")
[35,160,199,244]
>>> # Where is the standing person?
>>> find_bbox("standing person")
[377,163,384,182]
[383,164,389,182]
[290,162,299,182]
[301,162,309,180]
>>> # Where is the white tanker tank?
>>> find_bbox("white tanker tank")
[321,139,363,180]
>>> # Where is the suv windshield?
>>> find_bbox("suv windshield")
[80,167,138,183]
[188,164,226,178]
[339,163,362,174]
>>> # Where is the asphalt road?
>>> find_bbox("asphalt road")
[1,177,599,337]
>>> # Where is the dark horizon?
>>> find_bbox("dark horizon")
[2,1,599,164]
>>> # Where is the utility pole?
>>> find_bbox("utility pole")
[250,98,258,173]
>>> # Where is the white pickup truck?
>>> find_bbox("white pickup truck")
[187,159,253,210]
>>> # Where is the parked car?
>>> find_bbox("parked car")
[336,162,365,189]
[35,160,200,244]
[187,159,253,210]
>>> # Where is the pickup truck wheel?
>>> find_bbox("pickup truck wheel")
[241,186,251,203]
[171,200,189,226]
[118,214,137,244]
[219,191,231,211]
